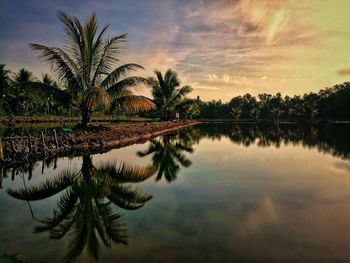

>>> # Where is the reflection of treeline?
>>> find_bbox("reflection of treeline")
[195,124,350,159]
[195,82,350,121]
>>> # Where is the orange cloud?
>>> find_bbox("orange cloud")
[237,0,289,45]
[337,68,350,76]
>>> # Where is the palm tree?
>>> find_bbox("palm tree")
[148,69,192,120]
[41,73,58,87]
[7,154,154,262]
[7,68,36,115]
[0,64,11,112]
[230,106,242,119]
[26,11,153,129]
[137,133,193,182]
[12,68,36,89]
[0,64,11,98]
[175,98,200,120]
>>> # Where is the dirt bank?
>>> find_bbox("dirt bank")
[0,121,198,166]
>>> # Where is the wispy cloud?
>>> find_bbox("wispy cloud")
[337,68,350,76]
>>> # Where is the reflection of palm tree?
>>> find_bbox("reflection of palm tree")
[137,135,193,182]
[7,154,154,262]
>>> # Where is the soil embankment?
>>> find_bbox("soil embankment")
[0,121,198,166]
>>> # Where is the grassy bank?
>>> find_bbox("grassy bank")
[0,121,198,166]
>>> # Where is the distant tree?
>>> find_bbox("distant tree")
[0,64,11,112]
[249,107,260,119]
[270,107,284,124]
[6,68,36,115]
[230,106,242,119]
[148,69,192,120]
[302,93,319,123]
[175,98,200,120]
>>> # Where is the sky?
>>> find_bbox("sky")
[0,0,350,101]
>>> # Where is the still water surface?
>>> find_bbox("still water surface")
[1,123,350,262]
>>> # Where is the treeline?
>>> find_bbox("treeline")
[193,82,350,121]
[0,64,196,122]
[0,65,72,116]
[1,62,350,123]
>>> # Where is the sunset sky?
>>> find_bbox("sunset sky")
[0,0,349,101]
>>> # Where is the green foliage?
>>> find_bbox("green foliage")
[148,69,193,120]
[27,11,151,128]
[196,82,350,121]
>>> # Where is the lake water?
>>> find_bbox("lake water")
[1,123,350,262]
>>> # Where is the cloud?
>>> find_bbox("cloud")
[238,195,281,237]
[337,68,350,76]
[334,162,350,172]
[1,0,349,102]
[236,0,290,45]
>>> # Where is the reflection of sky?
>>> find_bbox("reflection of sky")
[1,0,350,101]
[1,135,350,261]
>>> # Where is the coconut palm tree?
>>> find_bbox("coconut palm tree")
[5,68,37,115]
[26,11,153,128]
[0,64,11,98]
[148,69,192,120]
[7,154,154,262]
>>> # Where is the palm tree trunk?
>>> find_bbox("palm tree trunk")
[164,110,170,121]
[80,109,91,129]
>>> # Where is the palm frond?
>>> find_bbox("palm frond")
[106,76,150,96]
[95,202,128,244]
[101,63,144,88]
[87,216,100,260]
[92,34,127,84]
[98,162,155,182]
[58,11,83,59]
[34,189,78,233]
[29,44,82,90]
[49,209,78,239]
[80,85,111,110]
[113,95,156,114]
[64,209,89,263]
[108,184,152,210]
[173,85,193,101]
[7,170,76,201]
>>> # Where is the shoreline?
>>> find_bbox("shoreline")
[0,121,198,166]
[196,119,350,124]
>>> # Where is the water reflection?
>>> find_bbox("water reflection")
[1,123,350,262]
[195,123,350,159]
[6,153,154,262]
[137,129,197,182]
